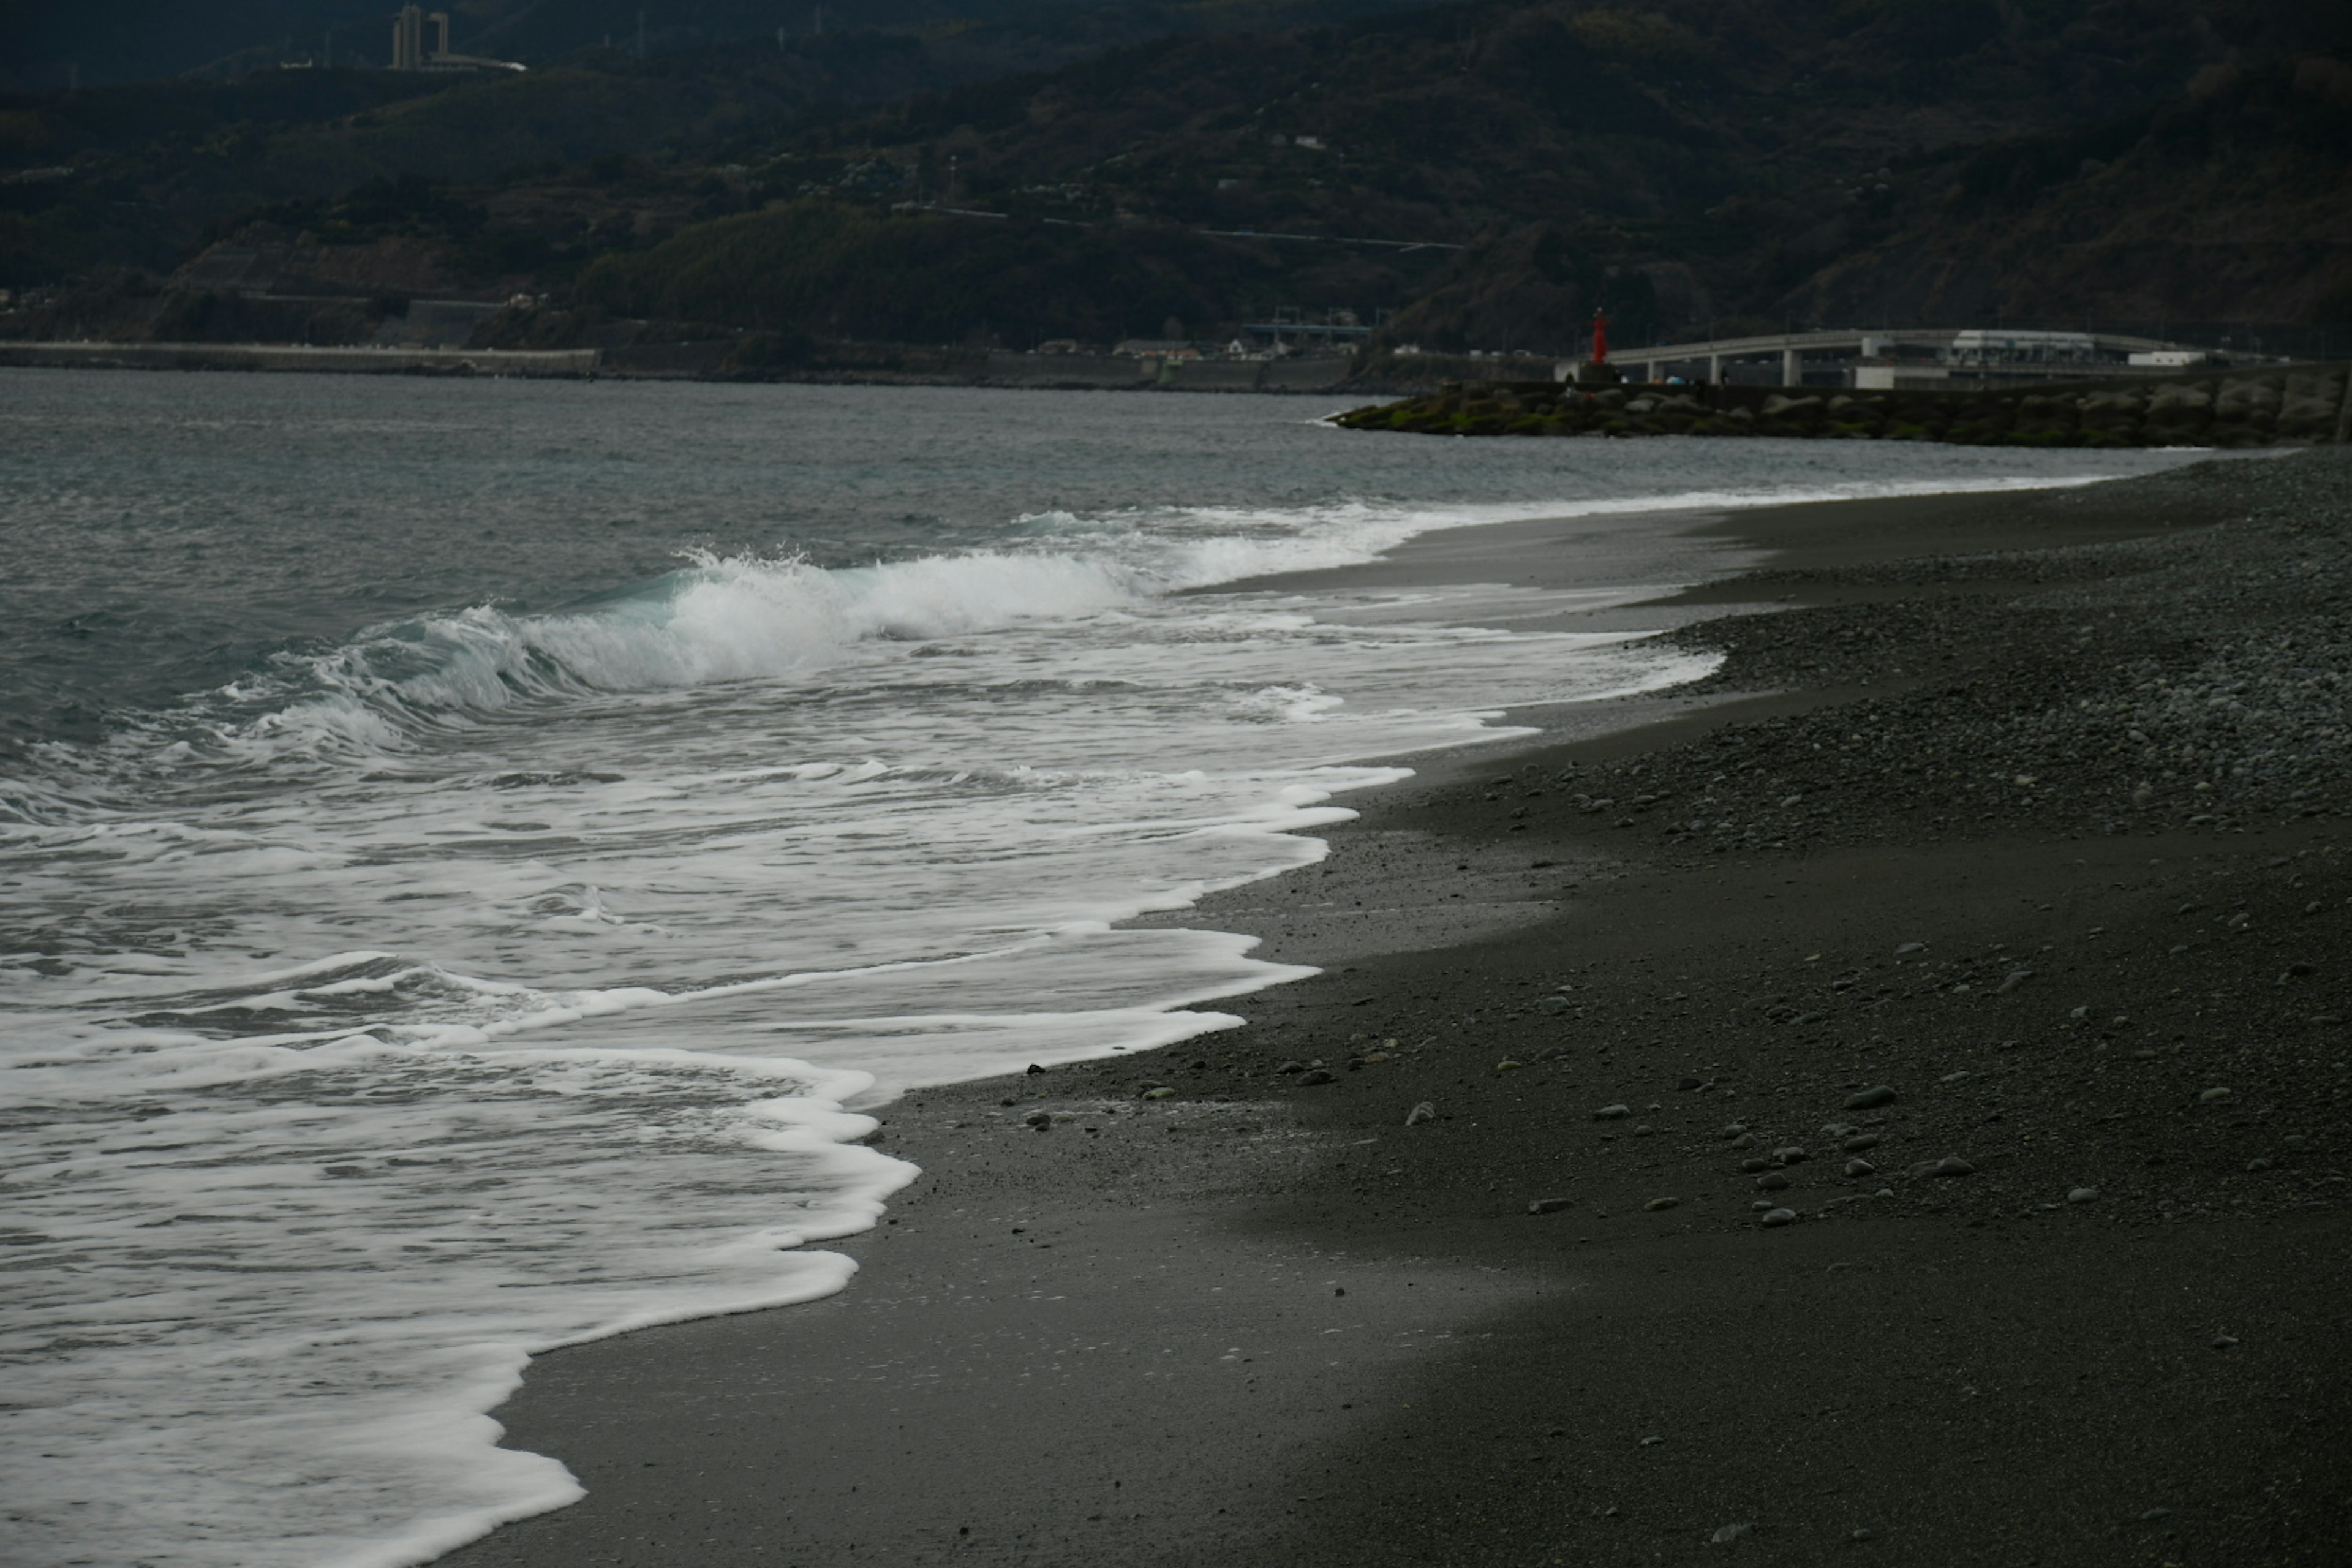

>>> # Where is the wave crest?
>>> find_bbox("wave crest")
[87,549,1154,771]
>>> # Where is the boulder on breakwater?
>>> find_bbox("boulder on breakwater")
[1327,364,2351,448]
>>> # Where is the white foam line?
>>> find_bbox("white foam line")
[1172,473,2129,590]
[45,608,1706,1568]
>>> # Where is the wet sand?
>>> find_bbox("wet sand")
[441,454,2352,1567]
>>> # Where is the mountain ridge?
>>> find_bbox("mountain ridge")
[6,0,2347,358]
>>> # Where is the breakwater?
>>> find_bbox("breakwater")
[1329,363,2352,447]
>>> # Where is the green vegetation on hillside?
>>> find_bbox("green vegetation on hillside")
[9,0,1445,89]
[6,0,2347,355]
[557,196,1449,344]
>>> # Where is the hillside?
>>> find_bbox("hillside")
[538,0,2352,354]
[1788,55,2352,329]
[7,0,2348,358]
[6,0,1440,89]
[0,1,1446,288]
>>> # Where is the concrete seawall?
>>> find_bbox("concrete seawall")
[0,341,601,377]
[0,340,1360,393]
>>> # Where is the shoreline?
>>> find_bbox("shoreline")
[440,454,2352,1567]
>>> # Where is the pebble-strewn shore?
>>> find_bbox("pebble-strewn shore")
[1329,364,2351,447]
[1292,453,2350,1232]
[1623,454,2352,848]
[448,453,2351,1568]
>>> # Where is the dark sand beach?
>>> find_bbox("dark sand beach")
[445,451,2352,1568]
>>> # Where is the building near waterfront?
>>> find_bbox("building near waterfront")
[390,6,524,72]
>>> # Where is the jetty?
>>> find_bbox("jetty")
[1329,362,2352,448]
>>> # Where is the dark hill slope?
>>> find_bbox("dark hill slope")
[1787,56,2352,328]
[0,1,1451,284]
[549,0,2351,349]
[5,0,1442,90]
[12,0,2349,352]
[0,39,1039,285]
[820,0,2345,243]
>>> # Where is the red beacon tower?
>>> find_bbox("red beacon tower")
[1573,307,1622,388]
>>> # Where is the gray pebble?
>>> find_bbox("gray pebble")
[1740,1156,1773,1174]
[1759,1207,1798,1227]
[1403,1101,1436,1126]
[2198,1087,2233,1103]
[1711,1522,1754,1543]
[1844,1085,1899,1110]
[1644,1196,1680,1212]
[1842,1133,1880,1153]
[1774,1145,1809,1165]
[1729,1131,1758,1150]
[1528,1197,1575,1215]
[2247,1156,2273,1172]
[1909,1155,1975,1180]
[1539,995,1570,1014]
[2068,1186,2099,1204]
[1298,1069,1335,1086]
[1754,1170,1790,1191]
[1595,1103,1632,1120]
[1894,942,1927,955]
[1844,1158,1875,1177]
[1718,1123,1748,1140]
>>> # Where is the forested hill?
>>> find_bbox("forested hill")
[546,0,2352,352]
[8,0,1440,90]
[6,0,2349,356]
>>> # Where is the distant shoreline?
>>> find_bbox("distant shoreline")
[0,339,1450,396]
[0,340,598,378]
[0,339,1344,390]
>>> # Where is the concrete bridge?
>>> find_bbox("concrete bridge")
[1585,327,2241,389]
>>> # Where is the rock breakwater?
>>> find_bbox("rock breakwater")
[1330,364,2351,448]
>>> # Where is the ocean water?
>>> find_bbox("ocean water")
[0,370,2212,1567]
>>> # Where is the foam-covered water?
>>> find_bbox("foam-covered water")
[0,371,2215,1567]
